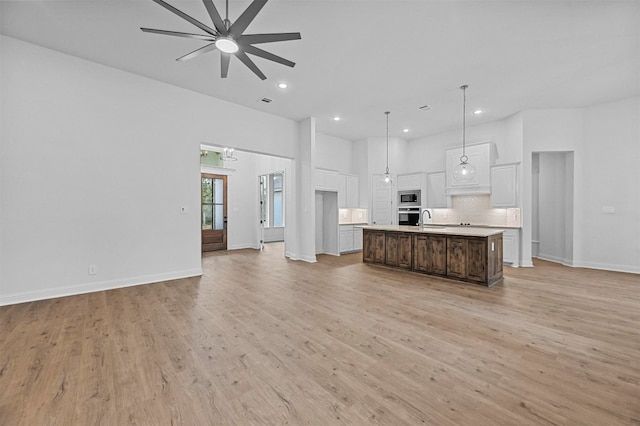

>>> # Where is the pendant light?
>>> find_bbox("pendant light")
[453,85,476,182]
[384,111,392,184]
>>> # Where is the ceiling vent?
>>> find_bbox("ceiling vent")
[260,97,273,104]
[418,104,432,111]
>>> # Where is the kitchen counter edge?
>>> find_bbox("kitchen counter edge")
[358,225,504,237]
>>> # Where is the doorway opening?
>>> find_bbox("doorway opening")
[532,151,574,265]
[201,173,227,251]
[259,171,285,245]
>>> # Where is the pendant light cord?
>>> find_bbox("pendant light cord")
[385,111,390,174]
[460,85,468,162]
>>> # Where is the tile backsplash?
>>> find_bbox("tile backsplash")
[339,208,368,224]
[431,195,521,227]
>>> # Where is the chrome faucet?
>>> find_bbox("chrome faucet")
[420,208,432,226]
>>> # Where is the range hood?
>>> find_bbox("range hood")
[445,142,494,196]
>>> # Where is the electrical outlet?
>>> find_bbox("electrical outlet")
[491,242,495,251]
[88,264,97,275]
[602,206,615,214]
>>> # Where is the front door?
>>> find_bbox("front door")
[201,173,227,251]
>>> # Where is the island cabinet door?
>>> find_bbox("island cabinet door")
[427,235,447,275]
[398,233,412,269]
[385,233,412,269]
[414,234,446,275]
[363,230,385,263]
[413,235,429,272]
[385,233,399,266]
[447,237,468,279]
[467,239,488,282]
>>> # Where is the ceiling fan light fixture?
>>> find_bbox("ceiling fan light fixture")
[215,36,239,53]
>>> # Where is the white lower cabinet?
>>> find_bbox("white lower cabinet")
[340,225,364,253]
[353,227,363,251]
[502,229,520,266]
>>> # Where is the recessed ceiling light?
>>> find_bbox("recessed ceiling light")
[473,109,483,115]
[403,128,409,133]
[333,116,341,121]
[278,82,288,89]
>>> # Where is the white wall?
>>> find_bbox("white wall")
[0,36,299,305]
[353,139,369,210]
[578,97,640,272]
[315,132,353,173]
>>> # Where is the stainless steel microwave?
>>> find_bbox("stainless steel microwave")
[398,190,421,206]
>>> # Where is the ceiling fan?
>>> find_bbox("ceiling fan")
[141,0,301,80]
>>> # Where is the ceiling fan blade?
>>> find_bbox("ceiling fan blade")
[240,33,301,45]
[244,45,295,68]
[176,43,218,61]
[221,53,231,78]
[151,0,217,36]
[229,0,268,37]
[141,28,215,41]
[202,0,227,35]
[235,51,267,80]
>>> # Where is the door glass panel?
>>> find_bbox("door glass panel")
[213,178,224,204]
[202,204,213,230]
[273,191,283,227]
[202,178,213,204]
[214,205,224,230]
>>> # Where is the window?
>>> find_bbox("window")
[259,172,285,228]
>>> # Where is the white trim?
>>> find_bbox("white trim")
[536,253,572,266]
[572,261,640,275]
[201,165,235,175]
[228,243,260,250]
[0,268,203,306]
[534,256,639,275]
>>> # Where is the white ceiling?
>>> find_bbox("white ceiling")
[2,0,639,141]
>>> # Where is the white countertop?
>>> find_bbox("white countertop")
[358,224,505,237]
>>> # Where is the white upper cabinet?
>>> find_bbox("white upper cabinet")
[426,172,447,208]
[490,163,519,207]
[397,173,425,190]
[338,174,360,208]
[315,169,339,192]
[445,142,493,195]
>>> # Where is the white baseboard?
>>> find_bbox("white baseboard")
[228,243,260,250]
[534,255,639,275]
[0,268,203,306]
[537,253,572,266]
[572,260,640,275]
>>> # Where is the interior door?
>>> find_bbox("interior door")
[201,173,227,251]
[372,174,393,225]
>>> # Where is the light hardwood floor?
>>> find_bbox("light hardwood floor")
[1,244,639,425]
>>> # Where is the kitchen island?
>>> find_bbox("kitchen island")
[360,225,504,287]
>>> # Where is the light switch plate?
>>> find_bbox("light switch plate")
[180,206,188,214]
[602,206,615,214]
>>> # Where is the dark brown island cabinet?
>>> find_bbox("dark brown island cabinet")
[362,226,504,287]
